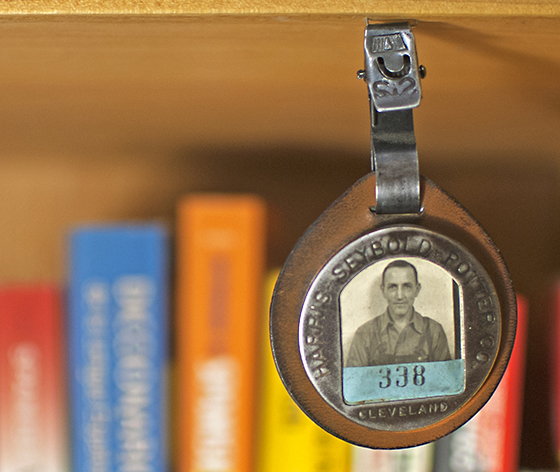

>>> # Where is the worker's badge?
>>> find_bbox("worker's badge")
[269,22,516,449]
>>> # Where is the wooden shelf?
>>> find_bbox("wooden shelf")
[0,16,558,159]
[0,6,559,469]
[0,0,559,16]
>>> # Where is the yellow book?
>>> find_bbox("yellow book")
[257,270,351,472]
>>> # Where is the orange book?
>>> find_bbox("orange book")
[0,285,67,472]
[177,195,266,472]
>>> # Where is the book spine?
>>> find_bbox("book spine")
[69,225,168,472]
[552,282,560,464]
[257,270,351,472]
[177,195,266,472]
[433,295,528,472]
[0,286,68,472]
[351,444,434,472]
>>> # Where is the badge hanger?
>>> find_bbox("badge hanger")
[270,21,517,449]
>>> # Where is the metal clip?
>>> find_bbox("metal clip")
[363,22,422,112]
[361,22,423,214]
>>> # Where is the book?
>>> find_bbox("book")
[551,281,560,466]
[257,270,351,472]
[433,294,528,472]
[176,195,266,472]
[351,443,434,472]
[68,225,169,472]
[0,285,68,472]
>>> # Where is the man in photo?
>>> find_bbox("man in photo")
[346,259,451,367]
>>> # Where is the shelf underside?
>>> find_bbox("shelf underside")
[0,16,558,159]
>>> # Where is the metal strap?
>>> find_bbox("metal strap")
[371,108,420,214]
[363,22,423,214]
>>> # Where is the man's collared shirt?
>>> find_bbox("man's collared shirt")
[346,309,452,367]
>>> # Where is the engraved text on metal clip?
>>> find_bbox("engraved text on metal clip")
[364,22,422,113]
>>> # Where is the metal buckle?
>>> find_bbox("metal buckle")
[360,22,424,215]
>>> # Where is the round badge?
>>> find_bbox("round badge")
[270,174,516,449]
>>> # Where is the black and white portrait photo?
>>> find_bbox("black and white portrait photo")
[341,258,460,368]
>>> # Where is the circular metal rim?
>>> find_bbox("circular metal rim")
[270,173,516,449]
[299,225,501,432]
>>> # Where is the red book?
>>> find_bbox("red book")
[433,295,528,472]
[0,286,67,472]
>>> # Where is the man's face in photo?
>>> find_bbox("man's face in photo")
[381,266,421,319]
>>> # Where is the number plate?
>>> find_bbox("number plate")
[343,360,465,403]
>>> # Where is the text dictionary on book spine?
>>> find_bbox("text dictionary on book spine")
[257,270,351,472]
[177,195,266,472]
[0,286,68,472]
[69,225,169,472]
[433,294,528,472]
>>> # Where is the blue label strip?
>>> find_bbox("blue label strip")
[343,359,465,404]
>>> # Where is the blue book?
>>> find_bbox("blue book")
[68,225,168,472]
